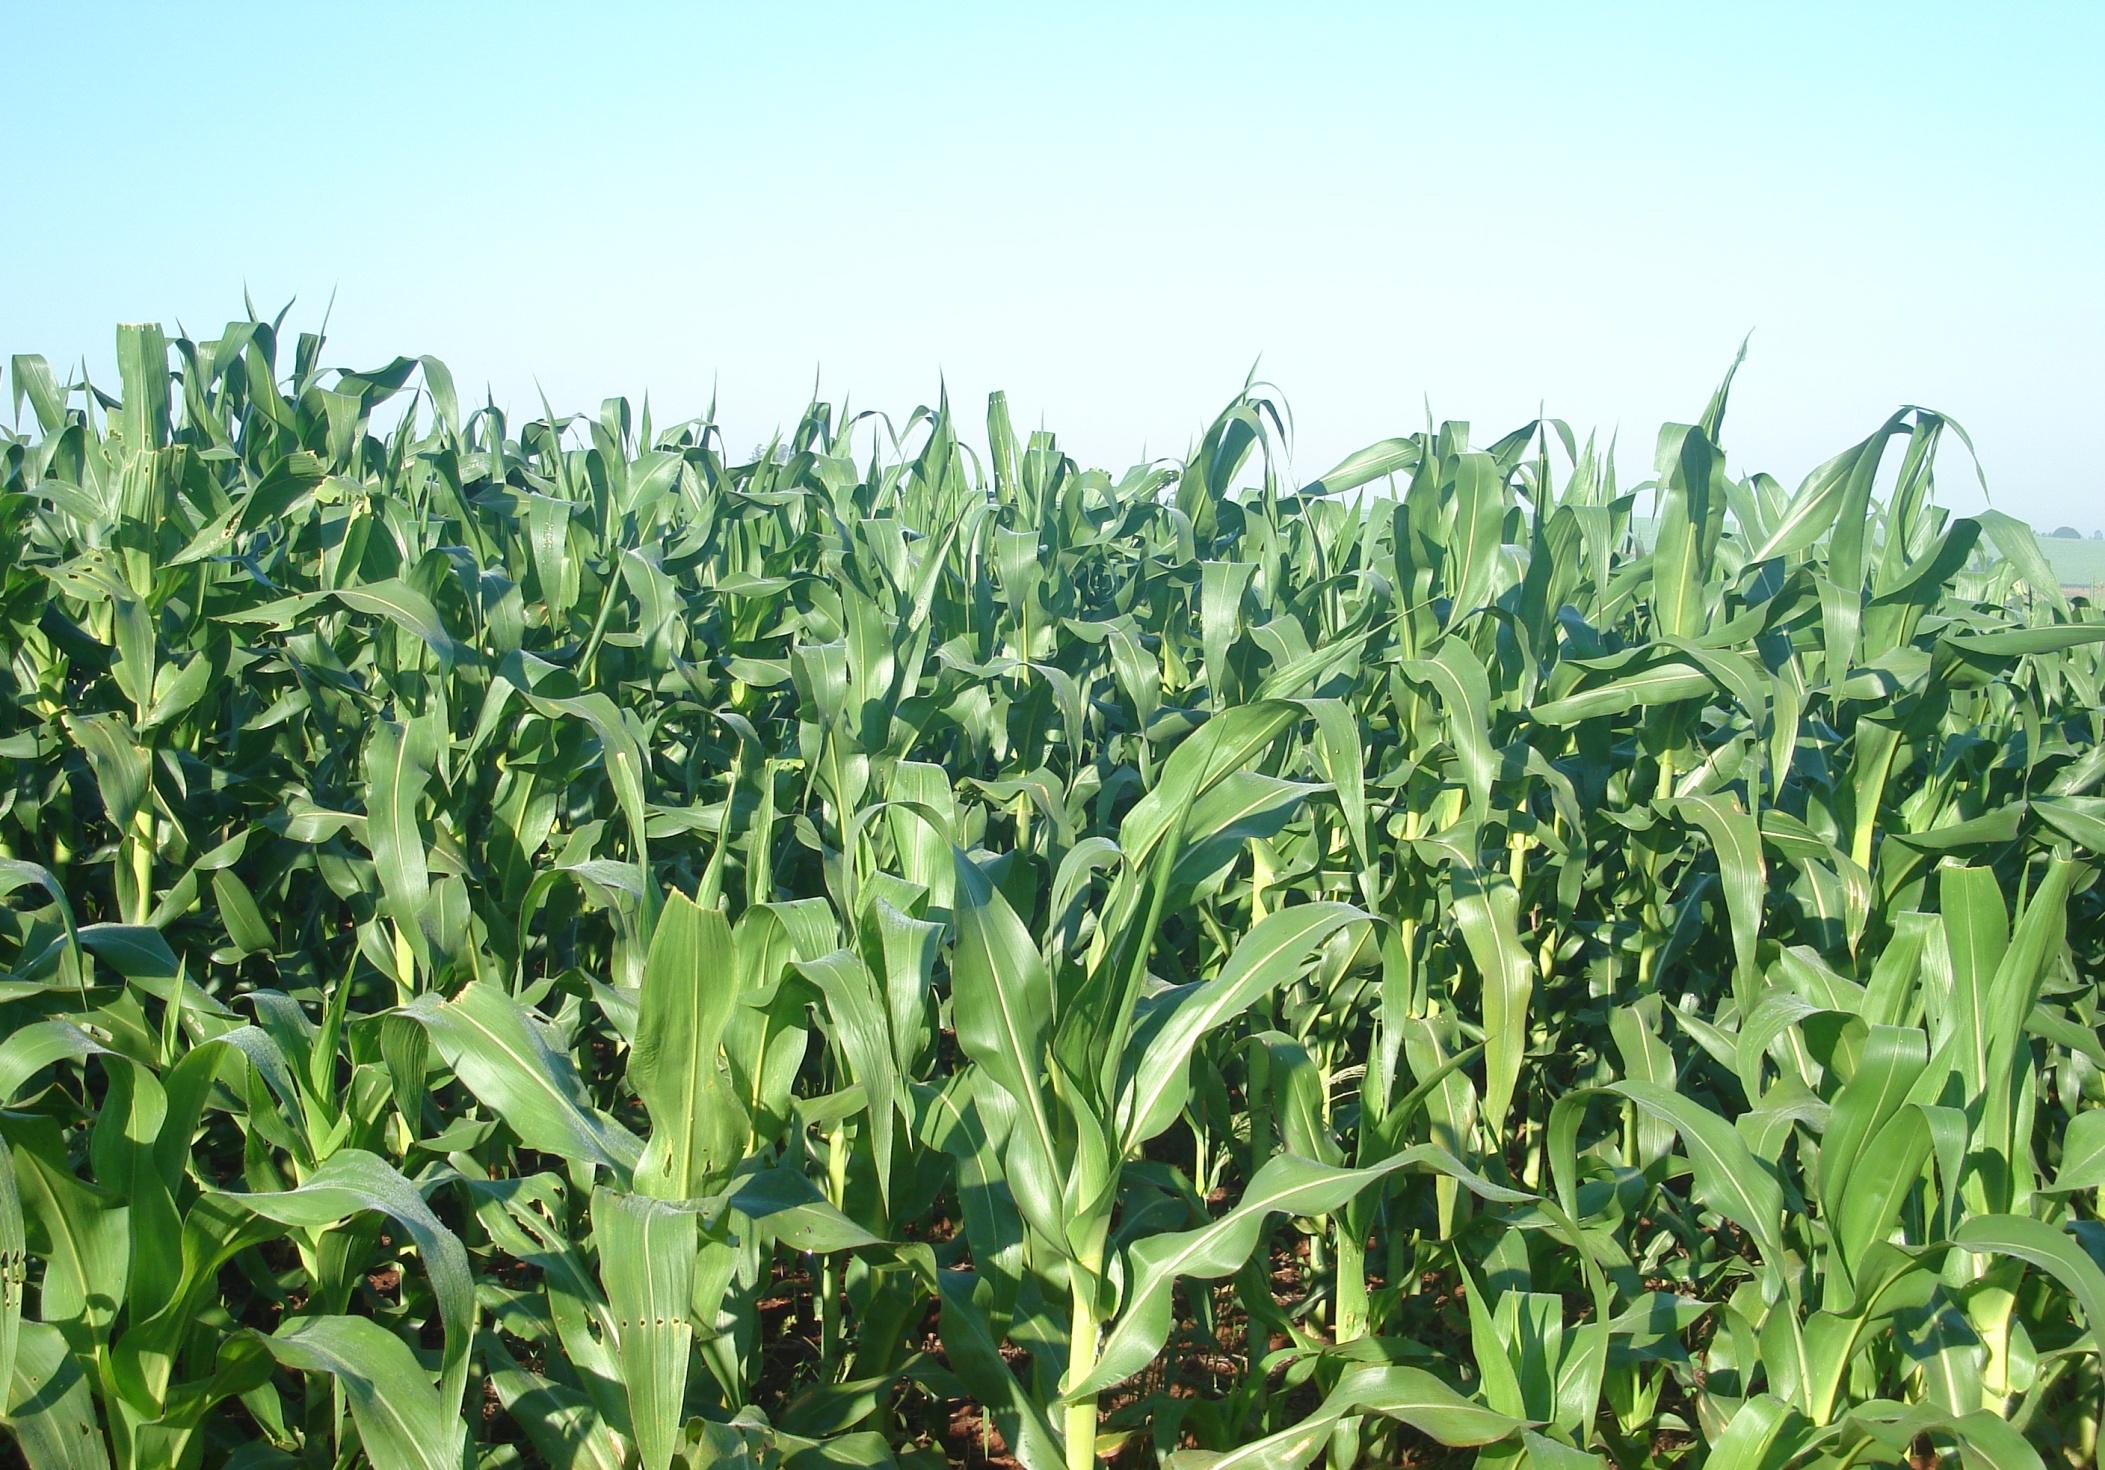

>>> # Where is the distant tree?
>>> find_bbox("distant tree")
[2094,530,2104,540]
[2050,526,2082,538]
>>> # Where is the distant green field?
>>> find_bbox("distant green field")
[2036,532,2105,590]
[1621,517,2105,591]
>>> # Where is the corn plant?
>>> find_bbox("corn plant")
[0,317,2100,1470]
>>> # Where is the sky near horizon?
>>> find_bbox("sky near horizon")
[4,2,2100,527]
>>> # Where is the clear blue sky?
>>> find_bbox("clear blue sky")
[5,2,2099,527]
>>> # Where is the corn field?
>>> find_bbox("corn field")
[1,318,2102,1470]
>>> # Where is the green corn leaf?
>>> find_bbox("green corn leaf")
[630,892,745,1200]
[4,1321,110,1470]
[1552,1080,1786,1269]
[482,1340,626,1470]
[2044,1110,2105,1193]
[1119,902,1371,1150]
[717,1167,885,1252]
[0,1144,21,1405]
[62,714,149,832]
[1952,1214,2105,1356]
[1661,794,1765,1003]
[1529,660,1714,725]
[1073,1146,1526,1398]
[796,949,903,1208]
[403,983,642,1178]
[215,1149,473,1424]
[1650,423,1720,641]
[593,1187,699,1470]
[0,1022,112,1106]
[1972,508,2070,614]
[1701,1394,1811,1470]
[1400,641,1497,813]
[1418,832,1533,1135]
[365,714,441,981]
[1117,701,1302,867]
[1833,1400,2046,1470]
[1299,438,1420,499]
[1162,1363,1527,1467]
[946,849,1063,1248]
[255,1315,466,1470]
